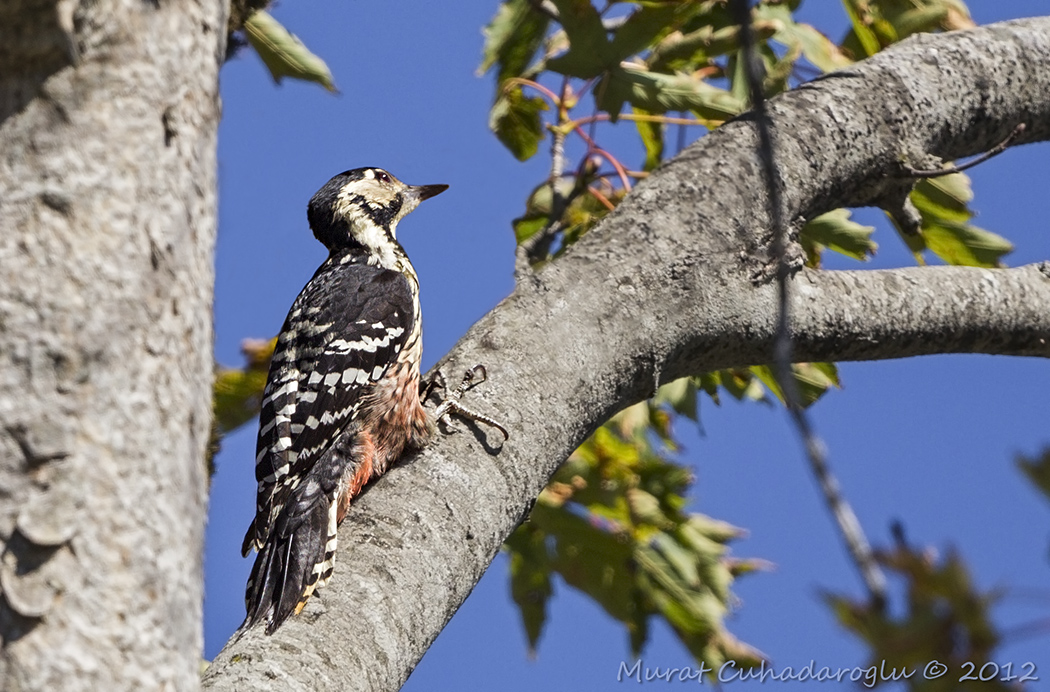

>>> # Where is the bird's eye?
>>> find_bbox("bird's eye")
[376,171,391,183]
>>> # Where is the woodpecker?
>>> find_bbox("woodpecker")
[241,167,505,634]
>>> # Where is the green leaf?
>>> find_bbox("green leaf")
[1017,448,1050,504]
[513,216,547,244]
[213,367,267,435]
[512,177,622,267]
[633,107,665,171]
[800,208,877,266]
[685,514,746,546]
[755,4,852,72]
[790,23,853,71]
[678,521,730,562]
[922,222,1013,268]
[793,362,841,404]
[842,0,881,57]
[728,50,750,107]
[490,86,549,161]
[650,25,732,69]
[213,338,276,435]
[697,371,721,404]
[479,0,550,80]
[714,368,770,404]
[891,171,1011,267]
[627,488,671,528]
[653,376,698,421]
[535,501,637,621]
[762,41,800,97]
[597,64,743,122]
[557,186,623,253]
[912,174,973,224]
[749,363,839,408]
[244,10,336,92]
[512,177,577,243]
[609,4,679,60]
[896,6,948,38]
[636,545,725,633]
[546,0,618,78]
[505,523,553,651]
[869,0,973,38]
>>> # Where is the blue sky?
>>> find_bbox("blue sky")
[206,2,1050,689]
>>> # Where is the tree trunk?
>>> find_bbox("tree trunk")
[201,17,1050,692]
[0,0,225,689]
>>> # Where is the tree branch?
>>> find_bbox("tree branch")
[1,0,225,689]
[202,18,1050,692]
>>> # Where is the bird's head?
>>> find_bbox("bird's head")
[307,167,448,256]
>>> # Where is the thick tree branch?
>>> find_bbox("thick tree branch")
[202,18,1050,692]
[791,265,1050,362]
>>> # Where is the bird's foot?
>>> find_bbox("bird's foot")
[428,365,508,440]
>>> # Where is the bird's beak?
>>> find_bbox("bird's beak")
[408,184,449,203]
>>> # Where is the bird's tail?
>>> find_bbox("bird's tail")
[242,476,339,634]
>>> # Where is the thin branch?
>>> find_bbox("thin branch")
[570,122,632,191]
[519,79,574,268]
[575,77,598,101]
[676,110,687,155]
[729,0,888,608]
[596,170,649,180]
[567,112,706,129]
[550,78,570,198]
[586,185,616,211]
[903,123,1027,177]
[501,77,561,105]
[592,148,631,191]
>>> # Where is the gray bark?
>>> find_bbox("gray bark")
[0,0,225,690]
[201,17,1050,692]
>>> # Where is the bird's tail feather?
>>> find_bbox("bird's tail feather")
[242,477,339,634]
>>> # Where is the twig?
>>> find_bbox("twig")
[596,170,649,180]
[550,78,570,211]
[903,123,1026,178]
[570,124,632,191]
[592,148,631,191]
[567,112,705,129]
[586,186,616,211]
[501,77,561,105]
[729,0,888,608]
[521,81,573,267]
[676,110,687,155]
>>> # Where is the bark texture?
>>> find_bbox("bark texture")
[202,17,1050,692]
[0,0,225,689]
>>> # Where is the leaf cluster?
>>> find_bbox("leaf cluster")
[504,365,837,664]
[825,542,1010,692]
[505,396,770,667]
[480,0,1006,270]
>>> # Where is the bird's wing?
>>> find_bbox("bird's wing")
[242,260,416,556]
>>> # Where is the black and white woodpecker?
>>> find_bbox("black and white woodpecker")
[241,167,505,634]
